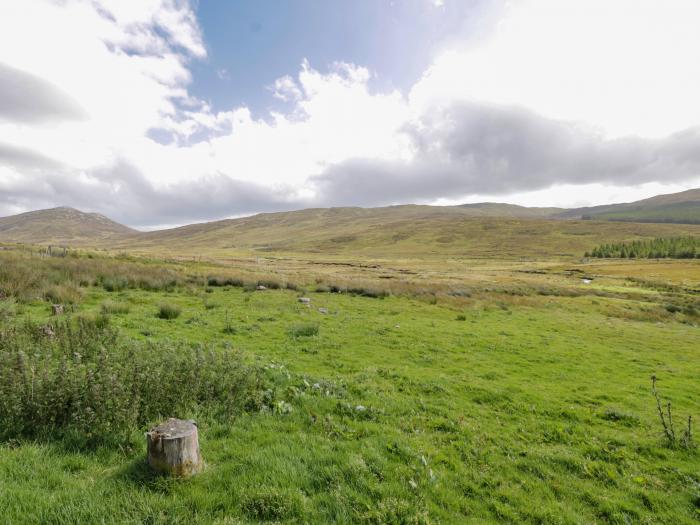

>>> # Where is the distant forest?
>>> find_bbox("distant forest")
[586,236,700,259]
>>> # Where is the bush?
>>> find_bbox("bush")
[0,319,264,444]
[157,303,181,320]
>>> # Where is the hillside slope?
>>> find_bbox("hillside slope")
[0,207,136,244]
[560,189,700,223]
[115,206,700,259]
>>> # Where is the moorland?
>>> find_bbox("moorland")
[0,193,699,524]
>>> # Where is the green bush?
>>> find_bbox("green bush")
[157,302,181,320]
[0,319,264,444]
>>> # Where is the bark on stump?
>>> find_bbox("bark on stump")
[146,418,202,477]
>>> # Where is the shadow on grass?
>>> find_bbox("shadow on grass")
[112,456,177,493]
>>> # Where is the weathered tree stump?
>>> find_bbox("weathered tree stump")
[146,418,202,477]
[51,304,64,316]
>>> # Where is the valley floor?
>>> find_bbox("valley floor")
[0,249,699,524]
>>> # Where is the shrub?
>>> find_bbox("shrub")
[0,319,264,444]
[288,323,319,338]
[101,300,130,315]
[157,303,181,320]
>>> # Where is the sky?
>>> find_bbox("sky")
[1,0,700,229]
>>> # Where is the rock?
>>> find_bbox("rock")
[298,297,311,304]
[256,285,267,291]
[318,307,329,315]
[40,325,55,338]
[355,405,366,412]
[51,304,64,316]
[146,418,202,477]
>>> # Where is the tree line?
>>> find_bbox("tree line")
[586,236,700,259]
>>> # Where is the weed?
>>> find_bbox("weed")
[0,320,263,445]
[652,375,694,449]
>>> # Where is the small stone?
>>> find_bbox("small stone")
[355,405,366,412]
[298,297,311,304]
[318,307,329,314]
[256,285,267,290]
[51,304,64,316]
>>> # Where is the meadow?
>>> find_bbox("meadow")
[0,246,699,524]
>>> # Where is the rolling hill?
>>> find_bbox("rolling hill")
[1,189,699,258]
[0,207,136,245]
[558,188,700,223]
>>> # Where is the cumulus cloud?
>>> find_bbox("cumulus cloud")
[311,103,700,207]
[1,0,700,227]
[0,159,305,228]
[0,63,87,123]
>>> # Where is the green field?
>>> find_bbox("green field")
[0,248,699,524]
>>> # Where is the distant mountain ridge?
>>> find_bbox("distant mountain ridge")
[0,189,698,252]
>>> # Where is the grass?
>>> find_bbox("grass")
[157,302,182,320]
[0,248,699,523]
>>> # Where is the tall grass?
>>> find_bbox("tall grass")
[0,318,265,445]
[0,251,187,303]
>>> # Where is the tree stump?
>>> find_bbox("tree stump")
[146,418,202,477]
[51,304,64,316]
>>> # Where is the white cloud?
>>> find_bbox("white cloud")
[1,0,700,226]
[411,0,700,139]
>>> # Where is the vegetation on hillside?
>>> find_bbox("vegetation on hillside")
[587,236,700,259]
[584,201,700,224]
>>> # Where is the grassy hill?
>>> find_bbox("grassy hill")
[1,189,699,259]
[560,189,700,224]
[0,207,135,244]
[117,207,700,260]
